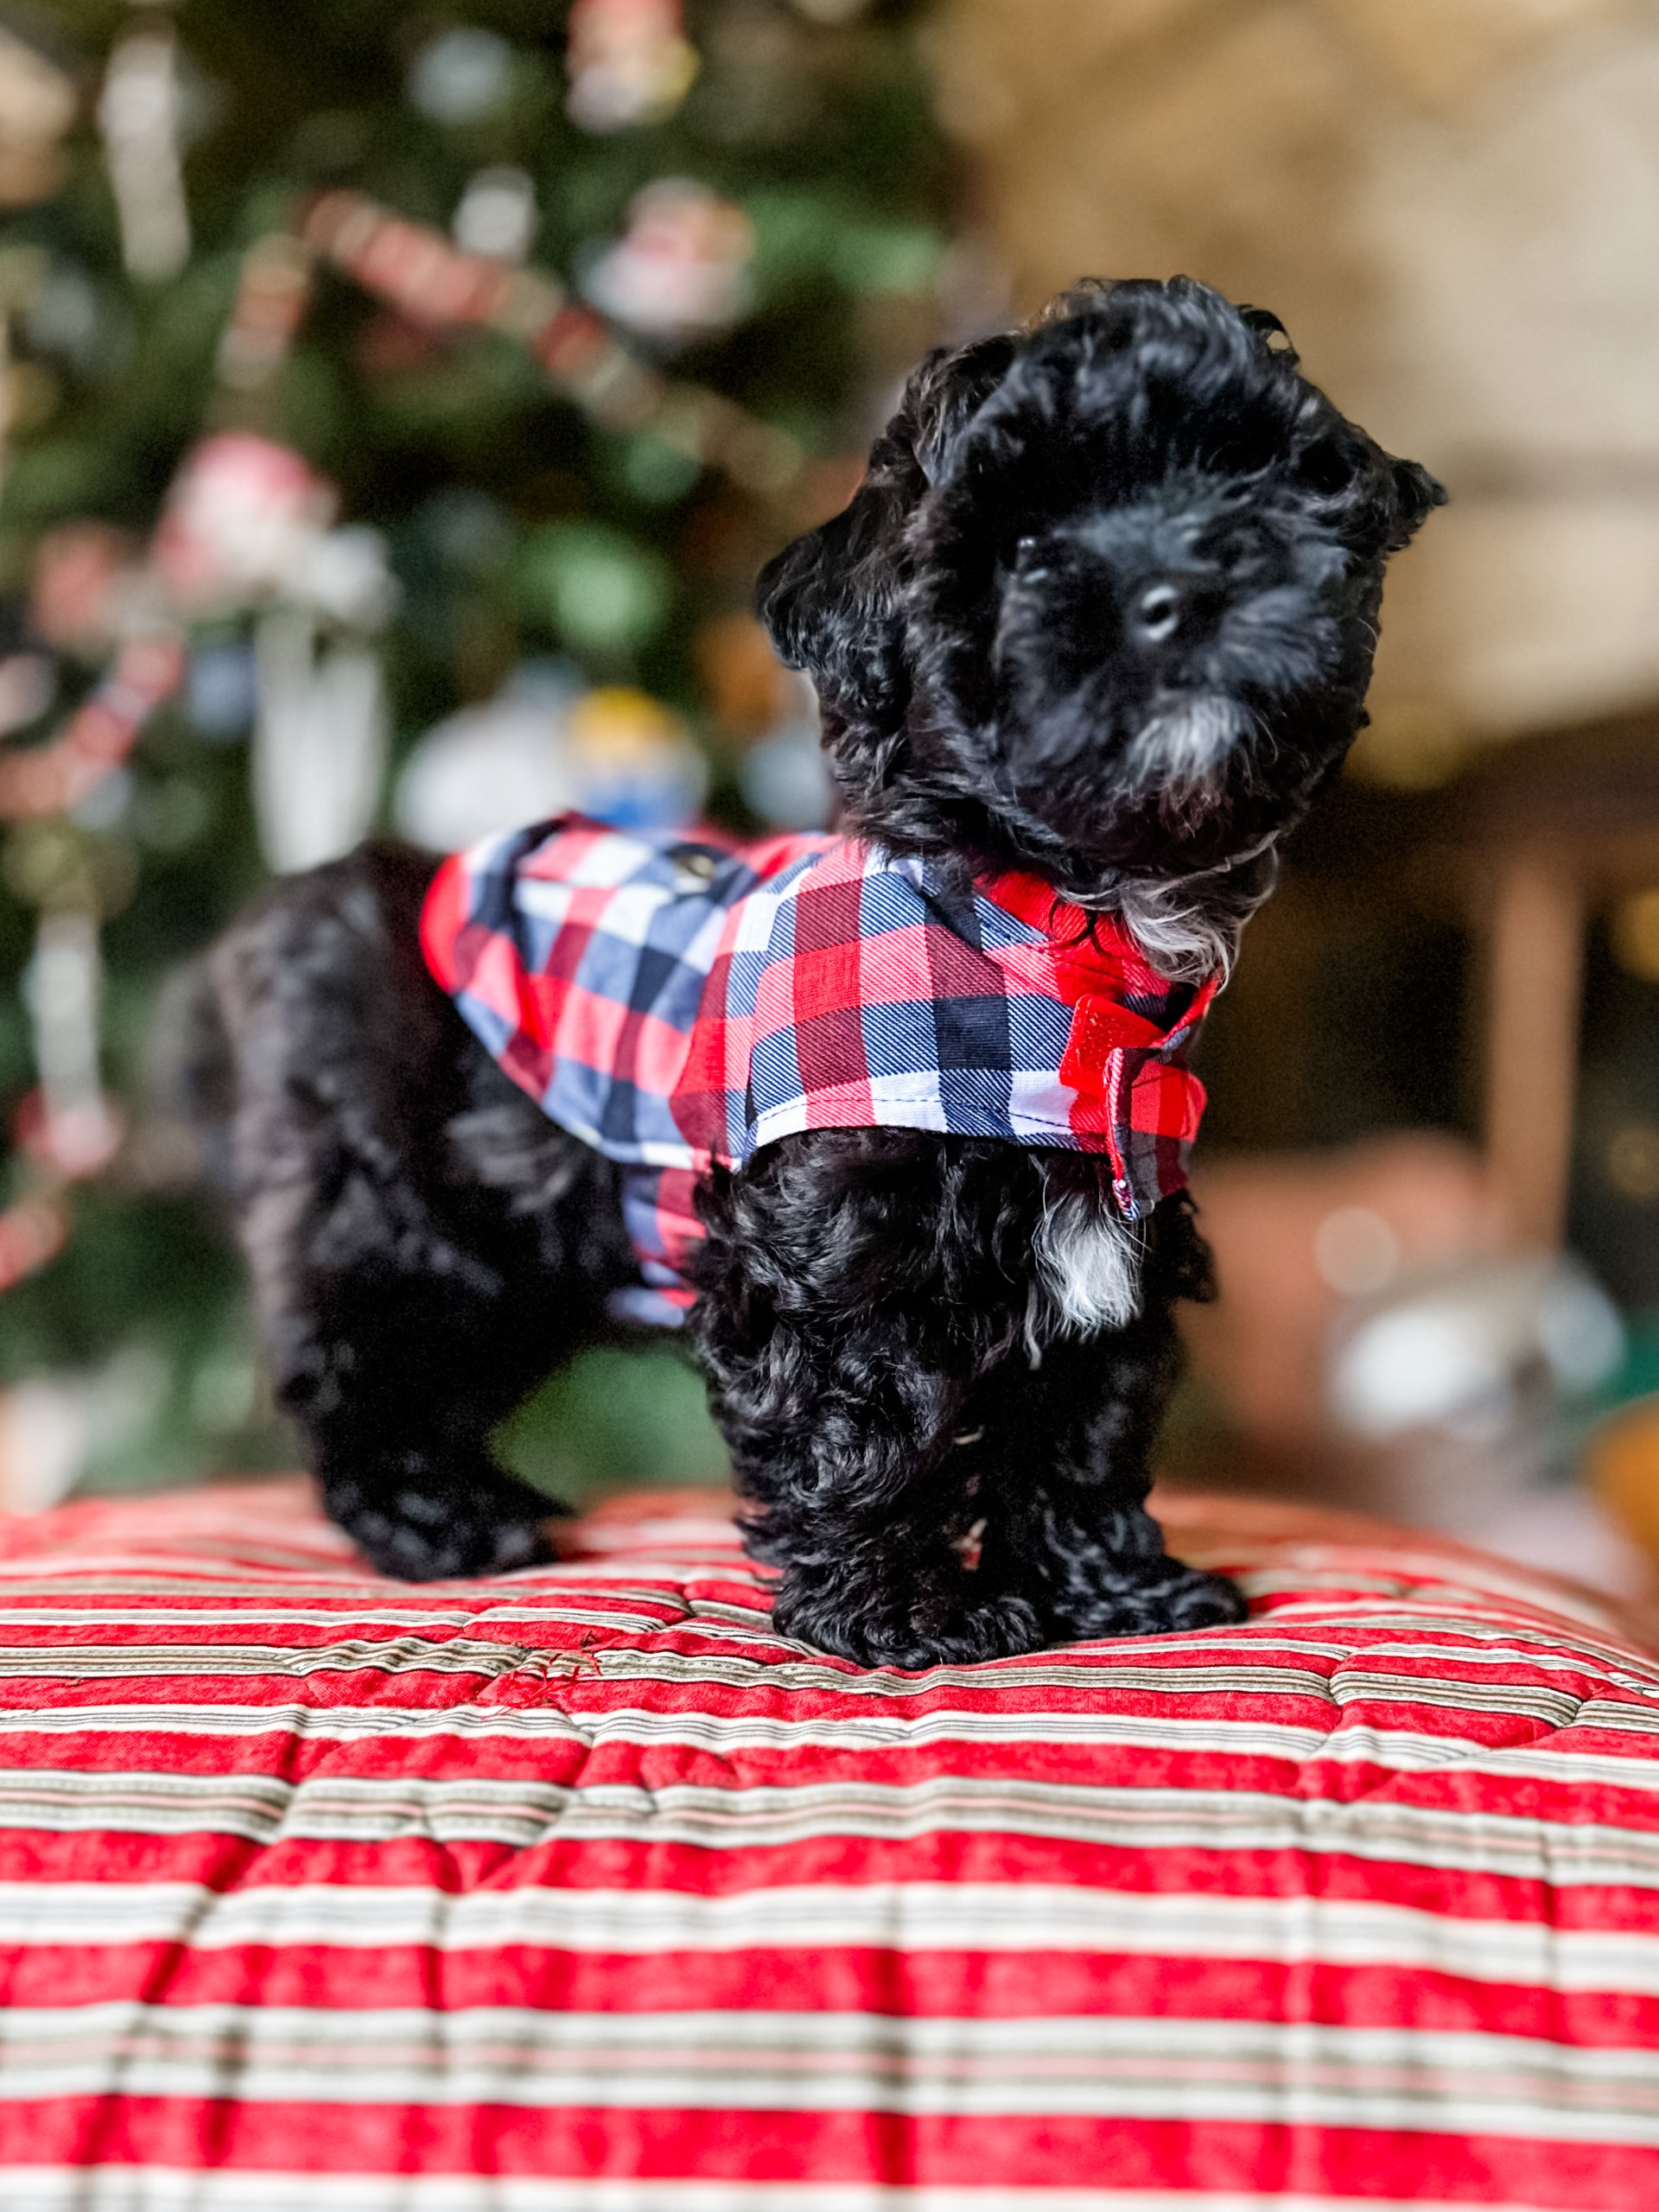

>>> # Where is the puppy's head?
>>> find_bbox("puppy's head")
[758,276,1443,891]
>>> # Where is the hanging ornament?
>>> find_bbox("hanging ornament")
[150,433,335,616]
[0,632,184,821]
[453,168,538,265]
[0,873,124,1302]
[97,14,191,283]
[215,232,314,394]
[406,27,516,127]
[251,606,387,874]
[394,663,584,853]
[19,906,122,1182]
[29,523,145,662]
[582,179,754,346]
[299,190,804,491]
[566,0,699,133]
[0,18,76,209]
[395,667,705,852]
[563,685,707,831]
[185,637,257,739]
[0,651,54,737]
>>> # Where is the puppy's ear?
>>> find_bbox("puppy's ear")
[755,333,1016,730]
[1385,455,1446,550]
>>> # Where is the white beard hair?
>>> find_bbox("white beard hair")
[1111,840,1282,983]
[1125,695,1248,800]
[1027,1185,1146,1363]
[1114,872,1250,982]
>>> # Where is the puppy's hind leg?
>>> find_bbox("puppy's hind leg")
[192,843,635,1579]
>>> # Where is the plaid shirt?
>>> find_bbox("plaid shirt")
[421,817,1217,1326]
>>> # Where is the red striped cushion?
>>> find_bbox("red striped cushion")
[0,1478,1656,2209]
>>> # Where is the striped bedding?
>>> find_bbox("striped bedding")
[0,1478,1656,2209]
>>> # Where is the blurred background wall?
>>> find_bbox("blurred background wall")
[2,0,1658,1594]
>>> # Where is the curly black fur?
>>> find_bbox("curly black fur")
[186,278,1440,1667]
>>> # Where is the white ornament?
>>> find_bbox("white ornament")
[251,607,388,874]
[152,435,335,616]
[22,906,120,1179]
[98,23,191,282]
[294,525,397,629]
[582,179,754,344]
[566,0,698,132]
[395,666,586,853]
[454,167,538,264]
[407,29,515,125]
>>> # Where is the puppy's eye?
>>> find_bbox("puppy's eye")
[1296,437,1354,495]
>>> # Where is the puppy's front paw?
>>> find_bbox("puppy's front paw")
[1050,1559,1247,1642]
[323,1461,562,1581]
[774,1578,1048,1670]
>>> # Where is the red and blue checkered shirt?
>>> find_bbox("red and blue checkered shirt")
[421,817,1217,1326]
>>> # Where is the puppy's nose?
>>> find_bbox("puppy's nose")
[1127,578,1187,651]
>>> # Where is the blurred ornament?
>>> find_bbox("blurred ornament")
[0,633,184,821]
[563,684,705,830]
[185,638,257,739]
[396,664,705,850]
[97,16,191,283]
[305,190,550,334]
[0,1373,90,1509]
[582,179,754,345]
[566,0,699,131]
[453,167,537,264]
[216,232,313,393]
[150,435,335,616]
[0,1189,67,1296]
[1328,1254,1624,1442]
[29,523,144,660]
[300,525,397,630]
[519,521,672,655]
[786,0,874,19]
[251,607,386,874]
[406,27,516,126]
[0,651,53,736]
[19,906,122,1183]
[0,18,75,208]
[738,682,833,831]
[301,190,803,488]
[396,662,584,852]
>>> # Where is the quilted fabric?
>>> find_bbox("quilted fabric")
[421,817,1215,1321]
[0,1478,1656,2209]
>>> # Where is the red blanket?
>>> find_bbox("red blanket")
[0,1478,1656,2209]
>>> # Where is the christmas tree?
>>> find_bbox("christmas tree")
[0,0,952,1498]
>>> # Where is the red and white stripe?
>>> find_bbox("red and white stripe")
[0,1479,1656,2208]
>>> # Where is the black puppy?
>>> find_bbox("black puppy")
[187,278,1440,1667]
